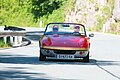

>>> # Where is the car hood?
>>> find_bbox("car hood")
[41,34,89,49]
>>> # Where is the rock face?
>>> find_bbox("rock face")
[65,0,102,27]
[65,0,120,32]
[113,0,120,20]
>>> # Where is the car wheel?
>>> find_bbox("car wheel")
[83,52,89,62]
[39,50,46,61]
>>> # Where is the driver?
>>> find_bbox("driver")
[73,25,81,36]
[52,25,59,33]
[74,25,80,33]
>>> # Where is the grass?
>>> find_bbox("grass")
[0,37,11,48]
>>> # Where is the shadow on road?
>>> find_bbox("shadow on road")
[0,54,120,80]
[0,54,120,66]
[0,70,47,80]
[25,31,44,41]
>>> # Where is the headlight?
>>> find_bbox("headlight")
[79,51,88,55]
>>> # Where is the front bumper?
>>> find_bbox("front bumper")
[40,48,89,59]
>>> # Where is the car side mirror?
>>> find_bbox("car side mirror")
[89,33,94,37]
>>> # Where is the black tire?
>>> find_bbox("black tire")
[83,53,89,62]
[39,50,46,61]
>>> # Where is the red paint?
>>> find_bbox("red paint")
[42,35,90,48]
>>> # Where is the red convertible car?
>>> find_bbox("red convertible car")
[39,23,94,62]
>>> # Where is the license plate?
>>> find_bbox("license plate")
[55,54,74,59]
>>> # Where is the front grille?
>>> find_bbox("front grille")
[54,50,76,54]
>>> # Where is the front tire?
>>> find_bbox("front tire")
[83,53,89,62]
[39,50,46,61]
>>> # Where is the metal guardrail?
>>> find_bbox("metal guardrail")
[0,25,26,47]
[0,31,26,37]
[0,25,45,47]
[0,31,26,47]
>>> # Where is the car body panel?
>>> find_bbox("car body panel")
[41,35,89,50]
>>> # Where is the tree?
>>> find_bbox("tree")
[31,0,63,20]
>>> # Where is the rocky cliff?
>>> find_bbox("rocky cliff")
[65,0,120,33]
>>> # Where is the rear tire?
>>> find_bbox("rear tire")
[39,50,46,61]
[83,53,89,62]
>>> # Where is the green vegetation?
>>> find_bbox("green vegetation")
[95,15,106,31]
[0,37,11,48]
[0,0,34,27]
[109,21,120,35]
[0,0,74,27]
[36,0,75,27]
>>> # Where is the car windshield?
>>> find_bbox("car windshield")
[44,23,86,36]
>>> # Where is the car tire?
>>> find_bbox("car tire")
[39,50,46,61]
[83,52,89,62]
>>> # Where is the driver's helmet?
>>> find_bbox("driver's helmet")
[53,25,59,31]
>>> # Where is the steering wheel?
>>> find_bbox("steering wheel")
[72,32,81,36]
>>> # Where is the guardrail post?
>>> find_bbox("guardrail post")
[3,36,7,44]
[10,36,13,45]
[14,36,18,46]
[18,36,22,45]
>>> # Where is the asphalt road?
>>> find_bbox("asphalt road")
[0,30,120,80]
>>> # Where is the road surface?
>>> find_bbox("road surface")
[0,31,120,80]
